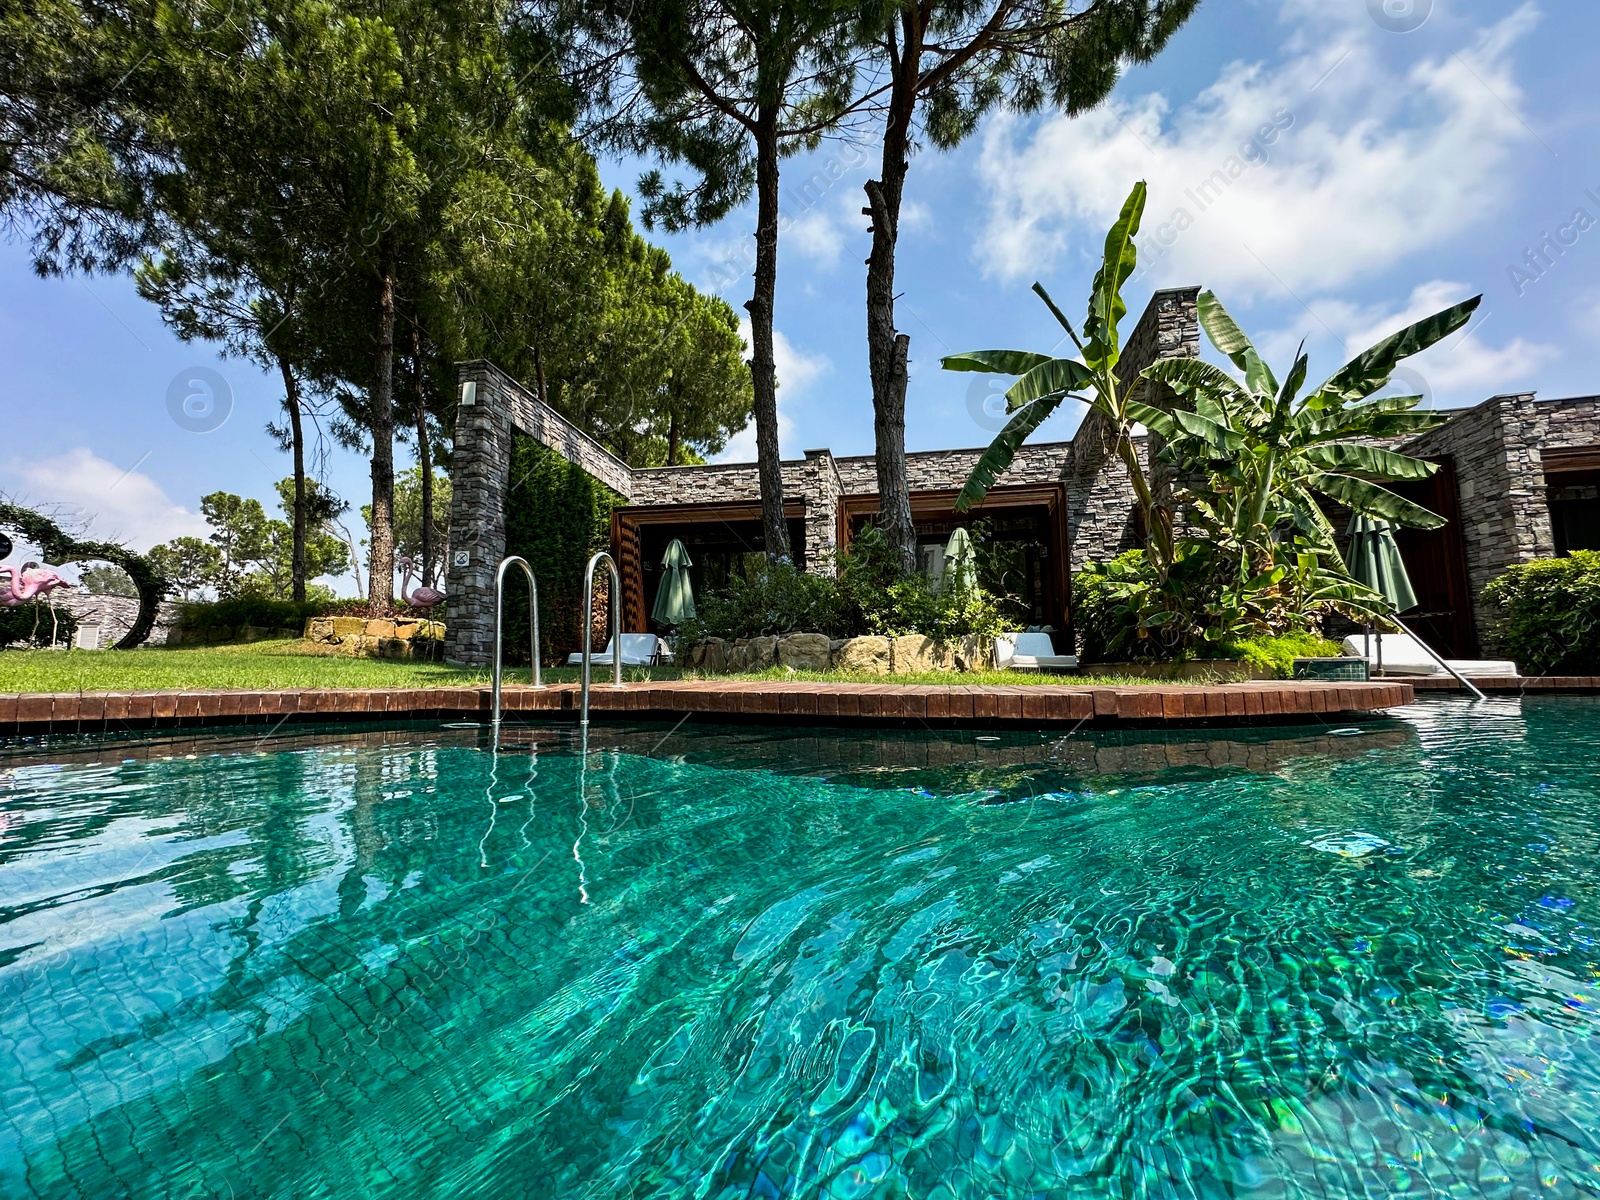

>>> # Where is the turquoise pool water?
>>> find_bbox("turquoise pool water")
[3,698,1600,1197]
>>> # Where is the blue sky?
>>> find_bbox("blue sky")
[3,0,1597,592]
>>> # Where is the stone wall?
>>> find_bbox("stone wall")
[1399,392,1600,649]
[444,361,636,664]
[59,593,182,647]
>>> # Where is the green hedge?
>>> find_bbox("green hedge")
[1483,552,1600,674]
[177,596,326,635]
[503,436,622,664]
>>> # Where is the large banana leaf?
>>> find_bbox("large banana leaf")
[1172,407,1243,452]
[940,349,1054,375]
[1005,357,1095,411]
[954,394,1068,512]
[1082,182,1145,372]
[1124,398,1178,440]
[1310,295,1481,408]
[1301,442,1439,481]
[1306,471,1445,528]
[1143,356,1250,405]
[1198,289,1277,395]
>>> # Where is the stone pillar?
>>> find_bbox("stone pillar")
[442,365,512,664]
[1404,392,1555,650]
[800,449,844,573]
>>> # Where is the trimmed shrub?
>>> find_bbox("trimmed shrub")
[1212,633,1343,679]
[1482,552,1600,674]
[177,596,324,637]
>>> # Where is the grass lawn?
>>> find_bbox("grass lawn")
[0,640,1234,694]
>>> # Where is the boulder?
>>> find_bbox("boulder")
[365,618,397,639]
[305,617,335,641]
[955,634,993,672]
[699,638,728,673]
[329,616,366,638]
[728,635,778,673]
[393,621,422,640]
[891,634,956,674]
[776,632,831,671]
[832,635,891,674]
[240,625,275,643]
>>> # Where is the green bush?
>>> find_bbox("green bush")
[680,525,1009,645]
[1071,551,1145,662]
[1483,552,1600,674]
[0,602,79,649]
[178,595,326,635]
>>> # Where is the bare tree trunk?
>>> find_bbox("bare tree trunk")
[533,340,548,407]
[411,322,435,589]
[865,12,923,574]
[667,406,680,466]
[746,103,792,564]
[277,352,308,603]
[368,262,397,609]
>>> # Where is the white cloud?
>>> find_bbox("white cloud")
[717,321,830,462]
[976,5,1541,298]
[1253,280,1556,407]
[2,448,206,552]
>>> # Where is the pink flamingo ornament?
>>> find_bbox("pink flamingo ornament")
[397,556,445,611]
[0,562,74,647]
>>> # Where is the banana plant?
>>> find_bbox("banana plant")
[941,181,1175,575]
[1136,288,1480,570]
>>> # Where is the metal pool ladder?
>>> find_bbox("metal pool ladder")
[492,556,544,744]
[580,550,623,739]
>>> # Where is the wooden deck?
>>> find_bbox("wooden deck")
[0,678,1413,738]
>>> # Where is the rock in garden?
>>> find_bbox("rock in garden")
[776,632,831,670]
[832,635,891,674]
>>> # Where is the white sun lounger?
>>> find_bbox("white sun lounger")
[1340,632,1517,677]
[566,633,670,667]
[995,632,1078,671]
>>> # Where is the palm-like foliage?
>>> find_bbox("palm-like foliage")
[1138,288,1480,568]
[941,181,1174,571]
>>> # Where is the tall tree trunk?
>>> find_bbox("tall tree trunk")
[746,103,792,564]
[276,352,308,603]
[410,321,435,589]
[369,262,397,608]
[864,12,922,574]
[667,407,680,466]
[533,340,548,407]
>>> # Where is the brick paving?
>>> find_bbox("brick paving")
[0,679,1414,737]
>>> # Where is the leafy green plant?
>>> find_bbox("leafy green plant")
[177,596,326,637]
[941,181,1175,575]
[1142,288,1475,568]
[1483,552,1600,674]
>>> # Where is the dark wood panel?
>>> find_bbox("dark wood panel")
[1391,456,1477,658]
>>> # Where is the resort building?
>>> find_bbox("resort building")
[442,289,1600,666]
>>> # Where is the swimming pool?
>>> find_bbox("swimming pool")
[3,697,1599,1197]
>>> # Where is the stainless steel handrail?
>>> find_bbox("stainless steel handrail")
[492,556,543,743]
[580,550,623,737]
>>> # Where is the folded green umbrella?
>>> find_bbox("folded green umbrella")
[943,527,977,600]
[651,538,696,626]
[1346,515,1417,613]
